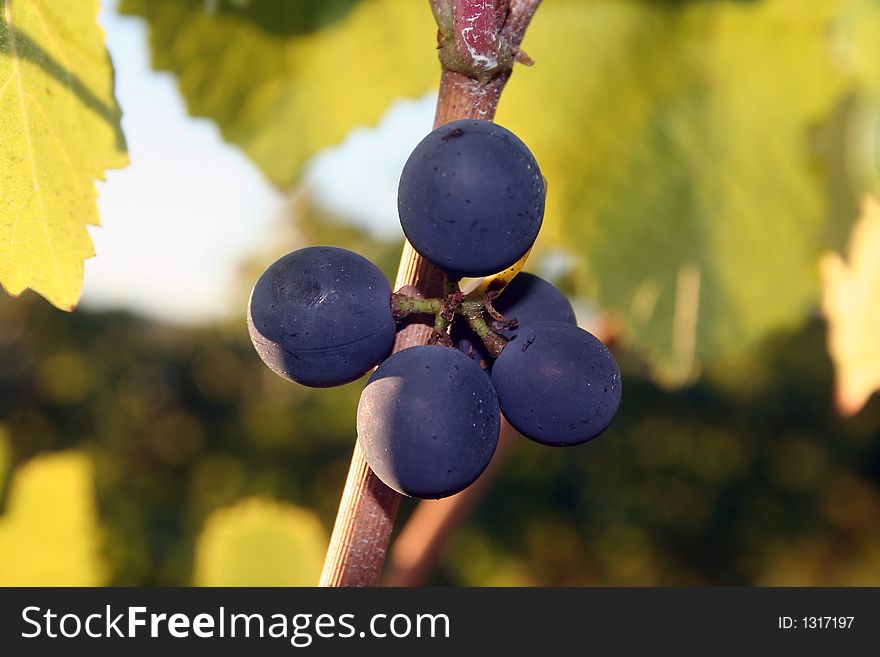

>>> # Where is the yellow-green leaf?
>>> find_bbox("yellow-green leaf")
[0,0,127,310]
[120,0,435,188]
[499,0,862,384]
[193,497,327,586]
[0,450,106,585]
[821,194,880,416]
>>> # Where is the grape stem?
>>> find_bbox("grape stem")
[390,294,442,320]
[460,300,508,358]
[392,290,510,358]
[320,0,543,588]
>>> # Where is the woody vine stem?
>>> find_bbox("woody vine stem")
[319,0,543,587]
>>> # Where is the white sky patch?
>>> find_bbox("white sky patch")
[83,1,284,324]
[535,249,577,283]
[304,93,437,240]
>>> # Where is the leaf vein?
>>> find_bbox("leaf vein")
[0,73,15,99]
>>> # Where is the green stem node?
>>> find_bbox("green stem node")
[391,294,442,321]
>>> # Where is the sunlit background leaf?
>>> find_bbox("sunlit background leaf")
[821,194,880,416]
[0,451,105,585]
[119,0,436,187]
[194,497,327,586]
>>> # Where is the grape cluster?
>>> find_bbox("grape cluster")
[247,119,621,500]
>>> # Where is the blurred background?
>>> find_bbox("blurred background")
[2,0,880,586]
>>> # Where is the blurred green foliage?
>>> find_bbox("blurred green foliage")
[0,450,104,585]
[2,214,879,584]
[194,498,326,586]
[0,282,362,584]
[445,325,880,585]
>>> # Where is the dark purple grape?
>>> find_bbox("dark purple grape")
[247,246,395,388]
[453,273,577,370]
[493,272,577,339]
[491,321,621,446]
[398,119,545,277]
[357,345,500,499]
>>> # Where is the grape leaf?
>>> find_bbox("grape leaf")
[193,497,327,586]
[821,195,880,416]
[123,0,874,384]
[499,0,868,384]
[0,451,105,585]
[0,0,127,311]
[119,0,436,188]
